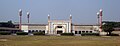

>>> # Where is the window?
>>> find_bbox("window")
[75,31,77,34]
[86,31,88,33]
[79,31,81,34]
[32,30,34,32]
[90,31,92,33]
[82,31,85,33]
[28,30,31,33]
[39,30,41,32]
[36,30,38,32]
[57,26,62,28]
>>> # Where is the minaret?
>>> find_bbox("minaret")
[48,14,50,34]
[97,12,100,31]
[27,12,30,23]
[97,12,100,25]
[70,14,72,33]
[19,9,22,31]
[99,9,103,32]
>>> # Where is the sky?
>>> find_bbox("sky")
[0,0,120,24]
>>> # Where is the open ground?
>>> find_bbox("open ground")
[0,35,120,46]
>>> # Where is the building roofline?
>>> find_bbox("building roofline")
[73,24,99,26]
[14,23,99,26]
[14,24,47,26]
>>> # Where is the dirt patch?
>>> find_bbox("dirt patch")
[0,39,7,42]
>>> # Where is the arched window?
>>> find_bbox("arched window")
[82,31,85,33]
[90,31,92,33]
[57,26,62,28]
[32,30,34,32]
[79,31,81,34]
[36,30,38,32]
[86,31,88,33]
[28,30,31,33]
[39,30,41,32]
[75,31,77,34]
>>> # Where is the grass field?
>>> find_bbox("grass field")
[0,35,120,46]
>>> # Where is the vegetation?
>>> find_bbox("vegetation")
[61,33,74,36]
[0,36,120,46]
[81,33,99,36]
[0,32,11,35]
[102,21,118,35]
[0,20,15,28]
[33,32,45,35]
[16,32,28,35]
[102,21,120,28]
[107,33,119,36]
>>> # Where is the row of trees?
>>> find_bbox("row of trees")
[0,20,15,28]
[102,21,120,35]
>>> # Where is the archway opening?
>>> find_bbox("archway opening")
[54,26,66,34]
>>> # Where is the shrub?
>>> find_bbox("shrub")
[16,32,28,35]
[0,32,11,35]
[81,33,99,36]
[61,33,74,36]
[33,32,45,35]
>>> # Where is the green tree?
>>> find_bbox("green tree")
[102,22,114,35]
[7,20,15,28]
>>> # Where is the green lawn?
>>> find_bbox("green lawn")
[0,35,120,46]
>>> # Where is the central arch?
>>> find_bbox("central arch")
[54,25,66,34]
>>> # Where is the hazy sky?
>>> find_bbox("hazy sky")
[0,0,120,24]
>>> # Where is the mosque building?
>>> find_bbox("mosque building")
[14,9,102,35]
[18,14,99,35]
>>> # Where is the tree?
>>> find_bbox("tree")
[102,22,114,35]
[0,20,15,28]
[7,20,15,28]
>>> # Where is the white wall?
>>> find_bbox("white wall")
[21,25,28,32]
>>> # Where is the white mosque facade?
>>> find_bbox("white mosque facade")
[20,15,99,34]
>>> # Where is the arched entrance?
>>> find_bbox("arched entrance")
[54,25,66,34]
